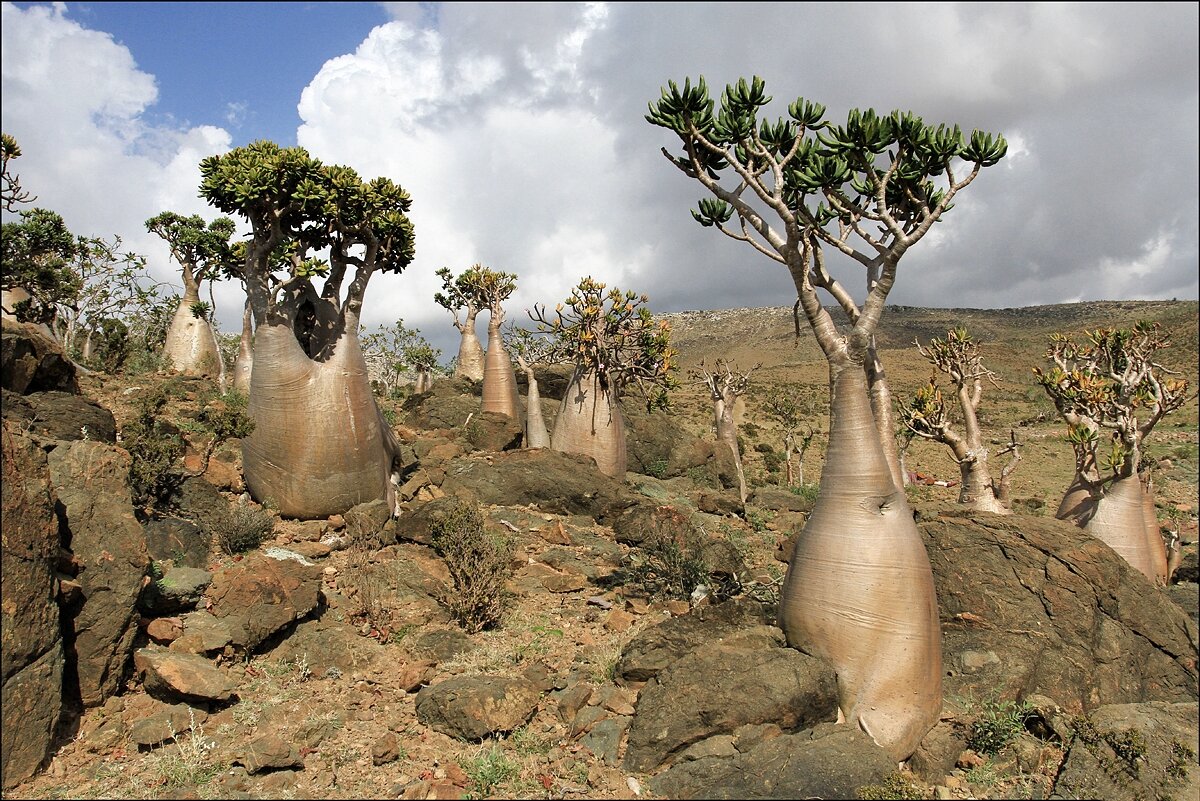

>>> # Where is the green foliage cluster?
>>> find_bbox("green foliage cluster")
[461,745,519,799]
[626,506,711,601]
[430,499,515,633]
[966,696,1034,756]
[124,386,187,508]
[1035,321,1192,478]
[856,772,925,800]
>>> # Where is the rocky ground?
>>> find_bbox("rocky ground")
[2,301,1198,801]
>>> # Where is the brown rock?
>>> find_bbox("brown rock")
[145,617,184,644]
[134,648,236,703]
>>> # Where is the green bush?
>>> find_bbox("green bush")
[124,386,186,508]
[430,499,515,633]
[645,458,670,479]
[967,696,1034,755]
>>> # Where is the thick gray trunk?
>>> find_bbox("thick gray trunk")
[243,322,395,519]
[780,363,942,762]
[551,367,626,478]
[163,283,223,382]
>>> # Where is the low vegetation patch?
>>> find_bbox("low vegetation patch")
[431,498,515,633]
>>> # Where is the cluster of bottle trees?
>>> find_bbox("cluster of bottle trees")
[2,73,1191,766]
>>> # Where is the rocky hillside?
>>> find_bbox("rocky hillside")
[2,301,1197,801]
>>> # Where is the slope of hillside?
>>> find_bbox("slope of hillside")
[660,300,1199,514]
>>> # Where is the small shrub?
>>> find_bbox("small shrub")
[967,695,1034,755]
[430,499,515,633]
[461,744,519,798]
[204,502,275,555]
[645,458,670,479]
[856,772,925,799]
[124,386,186,508]
[788,482,820,504]
[626,506,710,601]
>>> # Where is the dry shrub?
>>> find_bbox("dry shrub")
[430,498,515,633]
[626,505,711,600]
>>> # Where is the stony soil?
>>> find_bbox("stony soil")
[7,299,1198,800]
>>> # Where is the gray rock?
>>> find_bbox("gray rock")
[169,611,233,655]
[141,567,212,615]
[48,440,149,708]
[463,410,524,452]
[129,702,208,746]
[206,551,322,651]
[922,509,1199,711]
[623,642,837,771]
[415,674,540,741]
[134,648,236,703]
[623,404,714,479]
[581,716,631,766]
[413,629,475,664]
[0,321,79,395]
[143,516,210,569]
[441,449,637,523]
[615,597,768,684]
[649,723,895,800]
[1051,701,1200,801]
[1,389,116,443]
[1,422,64,790]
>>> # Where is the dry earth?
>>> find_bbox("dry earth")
[6,299,1198,801]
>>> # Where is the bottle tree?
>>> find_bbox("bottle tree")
[691,359,758,503]
[434,264,491,381]
[1034,322,1191,584]
[474,266,522,426]
[531,277,677,478]
[647,75,1006,760]
[146,212,240,383]
[199,141,415,519]
[899,327,1021,514]
[503,324,558,449]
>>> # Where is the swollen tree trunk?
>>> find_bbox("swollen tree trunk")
[780,363,942,762]
[243,317,397,520]
[163,279,223,381]
[520,365,550,449]
[714,395,746,503]
[1057,472,1167,585]
[453,309,485,381]
[413,369,432,395]
[551,367,626,478]
[231,299,254,396]
[481,320,522,426]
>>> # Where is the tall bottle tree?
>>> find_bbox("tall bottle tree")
[434,264,491,381]
[531,277,677,478]
[474,267,522,425]
[146,212,239,384]
[199,141,415,519]
[1034,322,1191,584]
[648,75,1006,760]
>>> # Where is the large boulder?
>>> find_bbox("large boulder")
[1050,701,1199,801]
[0,319,78,395]
[623,404,713,479]
[0,389,116,443]
[48,440,150,709]
[401,376,481,431]
[616,598,769,684]
[415,674,541,741]
[441,449,638,523]
[205,550,323,651]
[624,632,838,771]
[922,508,1199,712]
[648,723,896,800]
[1,423,64,789]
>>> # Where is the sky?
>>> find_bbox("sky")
[2,1,1197,362]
